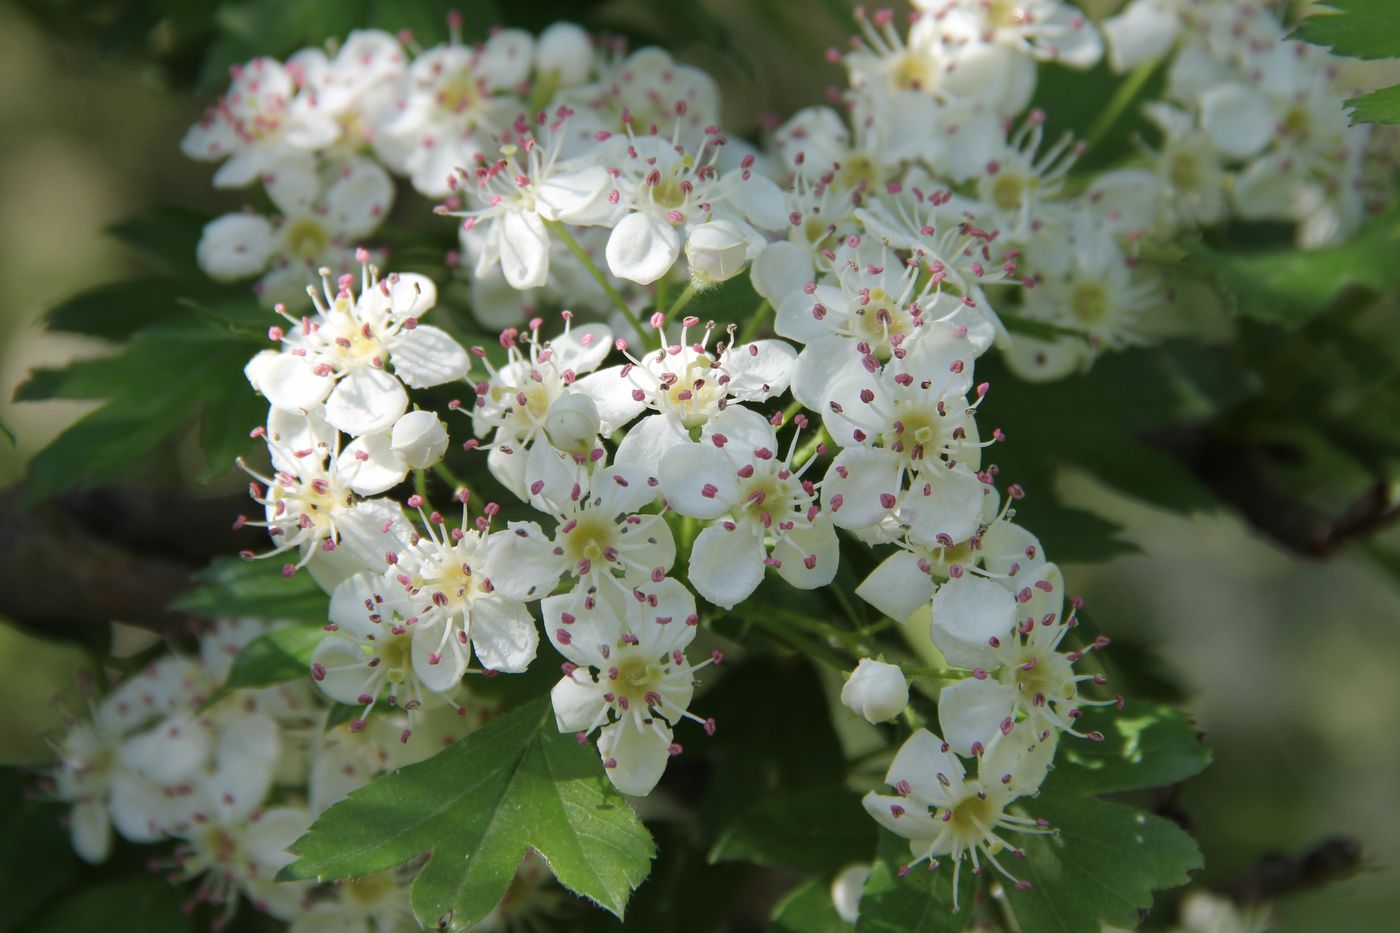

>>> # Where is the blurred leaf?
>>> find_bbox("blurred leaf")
[595,822,746,933]
[25,875,192,933]
[44,280,190,339]
[107,206,212,275]
[1291,0,1400,61]
[772,877,852,933]
[855,828,972,933]
[172,557,331,624]
[1189,210,1400,327]
[218,624,324,693]
[1006,790,1202,932]
[0,770,80,932]
[709,785,876,873]
[199,378,265,479]
[0,415,13,445]
[281,698,655,930]
[1346,84,1400,125]
[1031,59,1166,173]
[1049,702,1211,795]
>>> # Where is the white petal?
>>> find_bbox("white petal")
[197,214,276,281]
[722,339,797,401]
[615,412,690,471]
[1103,3,1179,72]
[469,598,539,673]
[605,212,680,285]
[886,728,964,803]
[326,158,395,237]
[552,672,607,733]
[751,240,814,307]
[247,352,334,413]
[688,522,766,610]
[71,800,112,864]
[792,335,861,412]
[937,678,1015,757]
[325,367,408,435]
[542,590,618,668]
[775,284,843,345]
[484,522,564,602]
[551,322,614,375]
[573,365,649,432]
[498,210,551,290]
[337,431,408,496]
[412,619,469,692]
[1201,83,1273,159]
[855,550,936,624]
[930,576,1016,670]
[658,443,739,519]
[982,723,1057,799]
[736,173,789,231]
[772,515,840,591]
[108,772,171,842]
[328,573,384,640]
[535,166,613,225]
[901,466,989,549]
[391,324,469,389]
[822,446,902,530]
[598,718,671,797]
[862,791,939,841]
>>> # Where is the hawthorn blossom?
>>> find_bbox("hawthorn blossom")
[245,263,468,436]
[861,723,1057,909]
[546,576,714,796]
[659,405,836,608]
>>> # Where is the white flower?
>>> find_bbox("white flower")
[535,22,595,87]
[390,409,449,469]
[931,566,1117,754]
[574,318,796,470]
[181,56,336,188]
[245,262,467,436]
[314,492,539,731]
[861,723,1057,909]
[198,158,395,309]
[841,659,909,724]
[830,863,872,925]
[546,576,715,796]
[659,405,837,608]
[490,459,671,601]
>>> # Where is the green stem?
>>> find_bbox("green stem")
[1083,58,1158,155]
[414,469,429,504]
[901,664,970,681]
[546,220,646,340]
[664,281,701,327]
[739,299,773,344]
[739,606,850,670]
[432,461,465,492]
[655,276,669,321]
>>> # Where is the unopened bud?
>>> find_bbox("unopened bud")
[840,658,909,724]
[685,219,750,285]
[391,410,449,469]
[544,391,600,456]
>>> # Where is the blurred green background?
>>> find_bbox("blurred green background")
[1,0,1396,929]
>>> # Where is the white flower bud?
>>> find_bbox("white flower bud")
[830,862,871,925]
[840,659,908,724]
[390,410,449,469]
[685,219,750,285]
[544,391,600,457]
[536,22,594,87]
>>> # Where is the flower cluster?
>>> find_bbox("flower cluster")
[40,618,542,930]
[45,5,1381,927]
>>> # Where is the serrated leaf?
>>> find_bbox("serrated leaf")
[772,877,853,933]
[855,829,973,933]
[172,558,331,624]
[281,698,655,930]
[1006,790,1202,932]
[1291,1,1400,61]
[1048,702,1211,796]
[1188,210,1400,328]
[709,785,875,873]
[1346,84,1400,124]
[220,625,324,693]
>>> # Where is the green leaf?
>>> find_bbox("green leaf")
[1346,84,1400,125]
[1291,1,1400,61]
[0,414,13,445]
[107,206,211,274]
[0,770,80,932]
[1048,702,1211,796]
[219,624,324,693]
[1006,790,1203,932]
[855,829,973,933]
[1189,210,1400,328]
[44,279,204,339]
[772,877,853,933]
[709,785,876,873]
[172,558,331,624]
[280,698,656,930]
[24,875,192,933]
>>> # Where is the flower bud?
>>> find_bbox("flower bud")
[390,410,449,469]
[685,219,750,285]
[536,22,594,87]
[544,391,600,457]
[840,659,908,724]
[830,863,871,925]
